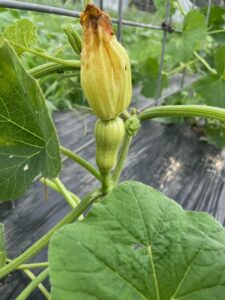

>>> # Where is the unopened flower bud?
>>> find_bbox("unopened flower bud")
[63,24,82,55]
[80,4,132,120]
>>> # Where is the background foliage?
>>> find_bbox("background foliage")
[0,0,224,148]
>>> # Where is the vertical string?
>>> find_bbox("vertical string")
[155,0,171,102]
[117,0,123,42]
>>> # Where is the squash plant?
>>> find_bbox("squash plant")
[1,3,225,300]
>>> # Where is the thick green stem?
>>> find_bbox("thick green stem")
[0,189,102,280]
[139,105,225,123]
[6,260,48,270]
[52,178,79,208]
[22,269,50,299]
[40,178,79,204]
[112,132,132,185]
[28,48,80,67]
[60,145,101,181]
[16,268,49,300]
[29,62,80,79]
[101,172,113,194]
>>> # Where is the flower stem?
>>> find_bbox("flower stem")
[139,105,225,123]
[16,268,49,300]
[0,189,102,280]
[52,178,79,208]
[28,48,80,67]
[29,62,80,79]
[112,132,132,185]
[60,145,101,181]
[101,172,113,194]
[6,260,48,270]
[23,269,50,299]
[40,178,79,205]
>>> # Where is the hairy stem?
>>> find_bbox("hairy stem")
[139,105,225,123]
[40,178,79,204]
[6,260,48,270]
[60,145,101,181]
[52,178,79,208]
[112,132,132,185]
[29,62,80,79]
[28,48,80,67]
[16,268,49,300]
[0,189,102,280]
[101,172,113,194]
[22,269,50,299]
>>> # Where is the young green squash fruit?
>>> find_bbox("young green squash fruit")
[95,117,125,174]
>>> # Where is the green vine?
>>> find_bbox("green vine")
[0,189,102,280]
[139,105,225,123]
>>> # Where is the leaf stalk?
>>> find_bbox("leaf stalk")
[139,105,225,123]
[60,145,101,181]
[16,268,50,300]
[0,189,102,280]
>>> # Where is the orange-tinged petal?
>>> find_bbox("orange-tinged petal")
[80,4,132,120]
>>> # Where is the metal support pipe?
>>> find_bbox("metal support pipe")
[0,0,180,32]
[155,0,172,101]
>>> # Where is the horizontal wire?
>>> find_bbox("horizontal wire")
[0,0,181,32]
[0,0,81,18]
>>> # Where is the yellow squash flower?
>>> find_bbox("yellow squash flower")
[80,4,132,120]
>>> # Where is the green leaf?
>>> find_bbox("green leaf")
[3,19,38,57]
[0,224,6,268]
[140,57,168,98]
[195,46,225,108]
[214,45,225,76]
[194,74,225,107]
[204,122,225,149]
[0,40,61,200]
[202,6,225,45]
[49,181,225,300]
[201,6,225,29]
[181,10,207,60]
[167,11,207,63]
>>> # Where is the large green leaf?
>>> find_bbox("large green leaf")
[167,11,207,63]
[140,57,168,98]
[0,224,6,268]
[214,45,225,76]
[195,75,225,107]
[0,40,61,200]
[195,46,225,108]
[201,6,225,30]
[3,19,38,57]
[49,181,225,300]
